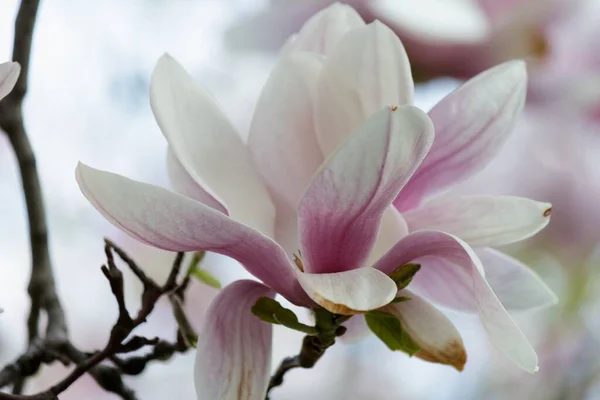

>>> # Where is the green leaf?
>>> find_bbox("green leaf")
[390,296,412,304]
[390,263,421,290]
[365,310,420,356]
[187,251,206,270]
[251,297,318,335]
[189,267,222,289]
[184,251,221,289]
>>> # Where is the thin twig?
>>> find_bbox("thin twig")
[265,311,349,399]
[0,243,190,400]
[0,0,66,394]
[0,1,195,397]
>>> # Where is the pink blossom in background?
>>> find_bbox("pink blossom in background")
[228,0,600,115]
[75,5,557,398]
[227,0,560,79]
[528,0,600,123]
[450,104,600,271]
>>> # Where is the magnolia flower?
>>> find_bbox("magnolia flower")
[77,4,556,398]
[0,61,20,101]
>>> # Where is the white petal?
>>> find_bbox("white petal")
[396,61,527,210]
[195,280,273,400]
[0,62,20,101]
[316,21,414,156]
[477,248,558,311]
[248,52,324,211]
[76,163,309,305]
[366,206,409,266]
[166,148,227,213]
[385,290,467,371]
[296,267,397,315]
[151,54,275,236]
[284,3,365,55]
[405,195,552,246]
[298,106,433,274]
[374,230,539,372]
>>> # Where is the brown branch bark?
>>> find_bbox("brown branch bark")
[0,0,67,394]
[265,311,349,399]
[0,242,192,399]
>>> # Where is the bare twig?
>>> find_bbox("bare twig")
[266,311,349,399]
[0,242,192,400]
[0,1,196,398]
[0,0,65,394]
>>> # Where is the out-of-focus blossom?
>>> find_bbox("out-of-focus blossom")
[76,4,555,398]
[229,0,600,119]
[527,0,600,122]
[0,61,20,101]
[370,0,561,80]
[227,0,559,79]
[450,103,600,269]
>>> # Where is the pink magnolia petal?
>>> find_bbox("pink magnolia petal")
[395,60,527,211]
[366,206,409,266]
[316,21,414,156]
[150,54,275,236]
[299,106,433,274]
[338,315,371,344]
[76,163,309,306]
[248,52,324,212]
[477,248,558,311]
[384,290,467,371]
[296,267,397,315]
[405,195,552,246]
[194,280,274,400]
[166,148,227,213]
[284,3,365,55]
[0,62,20,101]
[374,230,538,372]
[272,193,301,259]
[408,256,476,311]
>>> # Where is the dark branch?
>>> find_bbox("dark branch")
[0,0,65,395]
[266,311,349,399]
[0,1,195,398]
[0,242,191,400]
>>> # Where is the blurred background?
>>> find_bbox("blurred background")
[1,0,599,399]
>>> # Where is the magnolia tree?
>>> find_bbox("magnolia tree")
[0,2,559,400]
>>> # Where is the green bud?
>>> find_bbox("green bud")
[390,263,421,290]
[365,310,420,356]
[189,267,221,289]
[390,296,412,304]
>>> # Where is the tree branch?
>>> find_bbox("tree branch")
[0,0,67,394]
[0,1,197,398]
[266,311,349,399]
[0,242,193,399]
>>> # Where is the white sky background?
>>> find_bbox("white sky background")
[0,1,551,399]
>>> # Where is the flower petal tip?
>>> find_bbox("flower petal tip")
[543,206,552,217]
[157,52,175,63]
[0,61,22,100]
[416,340,467,372]
[297,268,397,316]
[6,61,21,75]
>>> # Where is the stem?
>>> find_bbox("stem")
[265,310,349,398]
